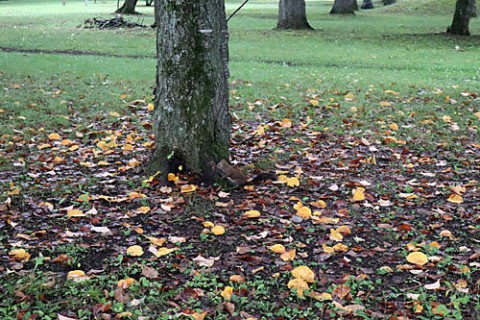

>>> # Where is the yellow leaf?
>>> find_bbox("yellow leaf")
[406,252,428,266]
[351,187,365,202]
[168,173,178,182]
[323,244,335,253]
[309,99,319,106]
[307,291,332,301]
[280,249,296,261]
[286,177,300,187]
[147,103,155,111]
[117,278,136,289]
[203,221,215,228]
[229,275,245,283]
[439,229,454,238]
[383,136,397,144]
[211,225,225,236]
[330,228,344,242]
[447,194,463,204]
[243,210,261,218]
[191,311,208,320]
[60,139,72,146]
[336,225,352,236]
[135,206,151,214]
[389,123,399,131]
[332,243,349,252]
[291,265,315,283]
[69,145,79,151]
[296,206,312,219]
[153,247,177,257]
[311,200,327,209]
[147,237,167,246]
[7,187,20,196]
[9,248,30,262]
[123,144,133,152]
[180,184,197,193]
[67,270,89,282]
[287,278,309,297]
[126,245,144,257]
[384,89,399,95]
[48,133,61,141]
[221,286,233,300]
[270,244,286,254]
[97,160,110,166]
[67,209,85,218]
[281,118,292,128]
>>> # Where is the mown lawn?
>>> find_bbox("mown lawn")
[0,1,479,319]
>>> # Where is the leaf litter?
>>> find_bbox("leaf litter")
[0,83,479,319]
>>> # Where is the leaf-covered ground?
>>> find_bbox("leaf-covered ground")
[1,81,479,319]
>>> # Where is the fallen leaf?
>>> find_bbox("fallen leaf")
[243,210,261,218]
[406,252,428,266]
[351,187,365,202]
[221,286,233,300]
[280,249,296,261]
[9,248,30,262]
[291,265,315,283]
[287,278,309,297]
[126,245,144,257]
[270,244,286,254]
[211,225,225,236]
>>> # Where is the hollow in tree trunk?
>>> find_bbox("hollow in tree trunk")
[330,0,356,14]
[448,0,477,35]
[277,0,313,30]
[148,0,231,184]
[116,0,138,14]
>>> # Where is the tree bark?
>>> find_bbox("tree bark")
[148,0,231,184]
[116,0,138,14]
[330,0,356,15]
[277,0,313,30]
[361,0,374,10]
[448,0,477,35]
[383,0,396,5]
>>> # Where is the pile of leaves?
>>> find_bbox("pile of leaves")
[83,16,150,29]
[0,82,479,319]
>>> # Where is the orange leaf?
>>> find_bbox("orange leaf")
[291,265,315,283]
[287,278,309,297]
[48,133,61,141]
[330,228,343,242]
[181,184,197,193]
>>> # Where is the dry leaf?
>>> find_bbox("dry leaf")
[291,265,315,283]
[211,225,225,236]
[243,210,261,218]
[221,286,233,300]
[280,249,296,261]
[287,278,309,297]
[126,245,144,257]
[270,244,286,254]
[406,252,428,266]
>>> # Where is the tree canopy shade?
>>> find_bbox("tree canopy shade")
[277,0,313,30]
[448,0,477,35]
[148,0,231,184]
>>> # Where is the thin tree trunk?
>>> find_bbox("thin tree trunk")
[277,0,313,30]
[148,0,231,184]
[330,0,356,15]
[448,0,477,35]
[115,0,138,14]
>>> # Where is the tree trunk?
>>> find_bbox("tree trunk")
[361,0,374,9]
[148,0,231,184]
[116,0,138,14]
[277,0,313,30]
[448,0,477,35]
[383,0,396,5]
[330,0,356,14]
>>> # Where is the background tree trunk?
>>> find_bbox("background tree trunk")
[361,0,374,9]
[383,0,396,5]
[448,0,477,35]
[116,0,138,14]
[277,0,313,30]
[148,0,231,184]
[330,0,356,14]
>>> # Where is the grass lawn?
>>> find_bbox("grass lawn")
[0,0,479,319]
